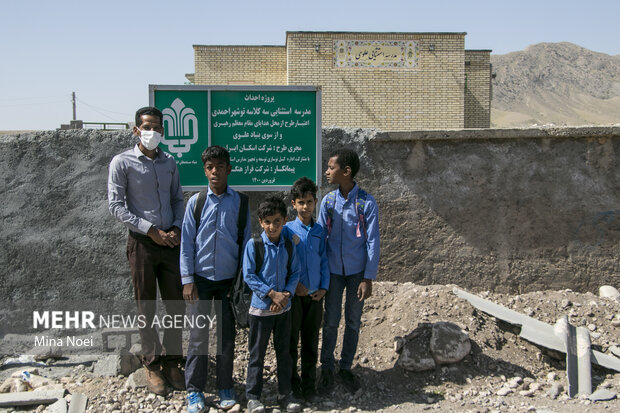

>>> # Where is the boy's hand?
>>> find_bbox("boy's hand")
[183,283,198,303]
[357,279,372,301]
[270,302,282,313]
[295,283,309,296]
[268,290,290,308]
[310,289,326,301]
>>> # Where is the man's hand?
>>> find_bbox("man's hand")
[310,289,326,301]
[268,290,290,309]
[147,227,171,246]
[357,279,372,301]
[166,227,181,247]
[295,282,309,296]
[183,283,198,303]
[147,227,180,248]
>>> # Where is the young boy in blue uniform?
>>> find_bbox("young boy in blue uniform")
[317,148,380,395]
[243,196,302,413]
[180,146,251,413]
[284,177,329,402]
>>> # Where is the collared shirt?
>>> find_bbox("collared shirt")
[108,145,184,235]
[180,186,251,284]
[283,217,329,293]
[243,232,300,311]
[317,183,380,279]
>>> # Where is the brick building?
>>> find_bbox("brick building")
[186,31,491,130]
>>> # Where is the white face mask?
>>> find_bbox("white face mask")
[138,130,161,150]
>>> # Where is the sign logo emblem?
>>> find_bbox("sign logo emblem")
[161,98,198,158]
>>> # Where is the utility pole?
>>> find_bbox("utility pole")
[72,92,76,121]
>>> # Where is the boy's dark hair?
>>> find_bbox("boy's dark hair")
[135,107,163,127]
[330,148,360,178]
[258,195,287,220]
[290,177,317,200]
[201,145,230,166]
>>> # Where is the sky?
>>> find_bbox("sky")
[1,0,619,131]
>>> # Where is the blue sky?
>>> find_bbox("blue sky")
[1,0,618,131]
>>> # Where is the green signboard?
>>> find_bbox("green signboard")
[150,85,321,191]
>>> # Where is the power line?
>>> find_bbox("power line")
[75,98,133,118]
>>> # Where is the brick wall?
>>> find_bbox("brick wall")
[286,32,465,130]
[190,32,492,130]
[192,45,287,85]
[464,50,492,128]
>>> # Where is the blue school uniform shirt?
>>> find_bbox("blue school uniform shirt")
[243,231,301,311]
[180,186,251,284]
[283,218,329,293]
[317,183,380,280]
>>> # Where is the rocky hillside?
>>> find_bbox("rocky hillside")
[491,42,620,127]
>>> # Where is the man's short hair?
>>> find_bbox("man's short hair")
[290,177,317,201]
[201,145,230,166]
[258,195,287,220]
[135,107,163,127]
[330,148,360,178]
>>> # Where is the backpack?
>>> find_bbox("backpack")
[230,235,295,329]
[324,188,368,239]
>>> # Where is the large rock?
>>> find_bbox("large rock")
[430,322,471,364]
[395,323,436,371]
[396,321,471,371]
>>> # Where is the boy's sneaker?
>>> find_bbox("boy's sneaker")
[317,368,334,395]
[186,391,206,413]
[278,393,302,413]
[247,399,265,413]
[217,388,236,410]
[338,369,361,393]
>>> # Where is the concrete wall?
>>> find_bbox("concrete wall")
[1,126,619,306]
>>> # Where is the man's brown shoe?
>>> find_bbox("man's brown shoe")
[146,367,168,395]
[162,362,185,391]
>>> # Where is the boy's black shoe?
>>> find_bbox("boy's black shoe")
[247,399,265,413]
[317,368,334,395]
[338,369,361,393]
[278,393,302,413]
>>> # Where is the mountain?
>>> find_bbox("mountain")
[490,42,620,127]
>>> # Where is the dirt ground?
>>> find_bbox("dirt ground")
[1,282,619,413]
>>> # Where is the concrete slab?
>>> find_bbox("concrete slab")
[0,389,65,407]
[453,287,620,372]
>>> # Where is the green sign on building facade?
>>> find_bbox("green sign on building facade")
[150,85,321,191]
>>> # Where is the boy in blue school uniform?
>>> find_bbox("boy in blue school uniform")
[317,148,380,395]
[180,146,251,413]
[243,196,302,413]
[284,177,329,402]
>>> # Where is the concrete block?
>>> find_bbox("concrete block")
[67,392,88,413]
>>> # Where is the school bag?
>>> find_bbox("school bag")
[230,235,295,329]
[323,187,368,239]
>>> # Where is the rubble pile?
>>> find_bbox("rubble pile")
[0,282,618,412]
